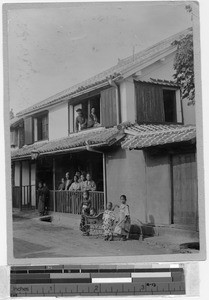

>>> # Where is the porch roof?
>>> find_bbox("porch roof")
[11,126,124,160]
[121,123,196,150]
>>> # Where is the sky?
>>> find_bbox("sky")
[6,1,192,114]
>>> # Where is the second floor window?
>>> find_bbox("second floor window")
[69,87,118,134]
[10,124,24,148]
[135,80,181,124]
[34,114,48,141]
[163,89,177,123]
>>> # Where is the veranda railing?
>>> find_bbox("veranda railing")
[49,190,104,214]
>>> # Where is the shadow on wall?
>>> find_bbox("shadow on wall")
[129,214,156,240]
[145,150,169,166]
[106,148,127,161]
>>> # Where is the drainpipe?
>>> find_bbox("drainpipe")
[108,79,121,125]
[52,158,56,212]
[86,145,107,210]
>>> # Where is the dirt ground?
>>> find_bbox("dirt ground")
[12,214,177,258]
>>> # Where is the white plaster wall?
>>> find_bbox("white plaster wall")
[120,78,136,123]
[22,161,29,186]
[14,162,20,186]
[106,148,147,223]
[176,89,182,123]
[48,102,68,140]
[182,100,196,125]
[140,52,175,82]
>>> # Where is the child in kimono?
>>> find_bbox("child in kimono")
[79,190,91,235]
[114,195,131,241]
[102,202,115,241]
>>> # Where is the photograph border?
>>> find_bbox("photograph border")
[3,1,206,265]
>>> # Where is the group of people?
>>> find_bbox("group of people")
[58,171,96,192]
[80,192,131,241]
[75,107,100,132]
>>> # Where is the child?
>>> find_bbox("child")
[102,202,115,241]
[79,191,91,235]
[85,207,97,236]
[114,195,131,241]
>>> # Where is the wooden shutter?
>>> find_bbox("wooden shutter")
[42,115,48,140]
[10,130,15,146]
[100,87,117,127]
[19,127,25,148]
[135,81,165,123]
[172,153,198,229]
[24,117,33,145]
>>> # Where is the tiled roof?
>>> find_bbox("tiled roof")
[16,28,192,117]
[11,126,123,159]
[135,78,179,88]
[10,116,23,128]
[121,123,196,150]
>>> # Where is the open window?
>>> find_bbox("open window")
[34,113,48,142]
[71,95,101,133]
[135,81,181,124]
[68,86,118,134]
[163,89,177,123]
[10,122,24,148]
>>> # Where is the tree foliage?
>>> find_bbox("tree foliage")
[173,31,195,105]
[10,109,14,119]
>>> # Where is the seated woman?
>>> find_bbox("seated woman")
[113,195,131,241]
[69,175,81,191]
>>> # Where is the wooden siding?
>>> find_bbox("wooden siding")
[135,81,165,123]
[100,87,117,127]
[172,153,198,228]
[19,127,25,148]
[24,117,33,145]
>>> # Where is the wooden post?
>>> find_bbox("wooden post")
[103,153,107,210]
[115,86,121,125]
[20,161,22,211]
[53,157,56,212]
[29,160,31,207]
[169,155,174,225]
[144,152,148,224]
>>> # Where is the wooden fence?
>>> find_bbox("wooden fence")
[12,187,21,209]
[12,185,36,209]
[49,190,104,214]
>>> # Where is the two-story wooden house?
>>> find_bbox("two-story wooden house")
[11,27,198,233]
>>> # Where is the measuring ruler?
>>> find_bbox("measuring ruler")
[10,265,185,297]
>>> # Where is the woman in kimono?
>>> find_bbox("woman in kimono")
[37,182,45,216]
[114,195,131,241]
[69,175,81,191]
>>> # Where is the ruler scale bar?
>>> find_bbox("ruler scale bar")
[10,265,185,297]
[132,272,171,278]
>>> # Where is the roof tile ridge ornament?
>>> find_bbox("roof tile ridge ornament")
[116,121,133,131]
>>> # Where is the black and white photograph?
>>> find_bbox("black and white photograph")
[4,1,205,263]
